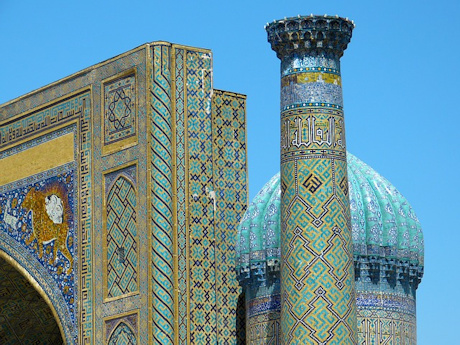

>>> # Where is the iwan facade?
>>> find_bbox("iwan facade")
[0,15,424,345]
[0,43,247,344]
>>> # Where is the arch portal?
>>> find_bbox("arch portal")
[0,254,64,344]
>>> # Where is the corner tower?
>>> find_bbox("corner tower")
[266,15,357,344]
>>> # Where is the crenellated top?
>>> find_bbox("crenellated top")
[265,15,354,60]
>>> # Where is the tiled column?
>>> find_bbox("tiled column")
[266,15,357,344]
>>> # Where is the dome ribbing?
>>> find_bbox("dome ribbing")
[236,152,424,286]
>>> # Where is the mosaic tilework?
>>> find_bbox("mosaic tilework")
[0,94,85,149]
[281,70,343,110]
[245,281,281,345]
[348,153,424,267]
[267,16,357,344]
[212,90,248,344]
[150,44,174,344]
[186,48,216,344]
[0,169,77,318]
[105,169,138,298]
[104,74,137,146]
[105,313,138,342]
[0,91,91,344]
[357,291,416,344]
[1,41,248,344]
[108,322,137,345]
[173,46,188,344]
[90,47,149,345]
[77,93,93,345]
[237,146,424,344]
[355,256,419,344]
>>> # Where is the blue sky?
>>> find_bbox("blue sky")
[1,0,458,343]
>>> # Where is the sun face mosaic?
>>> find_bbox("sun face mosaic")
[0,167,77,323]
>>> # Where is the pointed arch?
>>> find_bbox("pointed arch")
[105,175,138,299]
[0,249,66,344]
[108,321,137,345]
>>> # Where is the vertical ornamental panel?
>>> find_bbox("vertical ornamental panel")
[212,90,248,344]
[150,44,175,344]
[186,49,216,344]
[173,46,188,344]
[106,173,138,298]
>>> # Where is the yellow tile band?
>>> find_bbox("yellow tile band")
[0,133,74,186]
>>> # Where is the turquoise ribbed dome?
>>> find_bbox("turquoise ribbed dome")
[236,152,424,284]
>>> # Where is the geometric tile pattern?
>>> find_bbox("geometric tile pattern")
[0,91,91,345]
[237,145,424,344]
[186,49,216,344]
[106,175,138,298]
[267,16,357,345]
[0,170,77,328]
[280,109,357,343]
[212,90,248,345]
[104,74,136,146]
[91,48,148,344]
[150,44,174,344]
[108,322,137,345]
[105,313,138,343]
[357,291,416,345]
[173,46,188,344]
[77,94,93,345]
[245,285,281,345]
[0,42,248,345]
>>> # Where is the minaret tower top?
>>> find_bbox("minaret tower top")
[265,15,354,60]
[265,14,357,344]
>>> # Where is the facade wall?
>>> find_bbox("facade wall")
[0,42,247,344]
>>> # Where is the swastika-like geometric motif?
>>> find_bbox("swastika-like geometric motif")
[212,90,247,344]
[302,173,323,194]
[104,74,136,146]
[150,44,174,344]
[238,147,424,345]
[108,322,137,345]
[106,174,138,298]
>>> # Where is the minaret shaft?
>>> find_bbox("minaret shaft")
[267,16,357,344]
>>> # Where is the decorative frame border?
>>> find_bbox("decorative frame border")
[101,69,138,156]
[103,309,140,344]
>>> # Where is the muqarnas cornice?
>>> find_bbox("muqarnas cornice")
[266,15,355,59]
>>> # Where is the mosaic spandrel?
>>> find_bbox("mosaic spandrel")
[0,169,76,323]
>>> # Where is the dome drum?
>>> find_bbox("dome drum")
[236,153,424,343]
[354,255,423,293]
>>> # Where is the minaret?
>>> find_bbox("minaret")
[266,15,357,344]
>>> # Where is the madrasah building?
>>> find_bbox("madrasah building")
[0,15,423,345]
